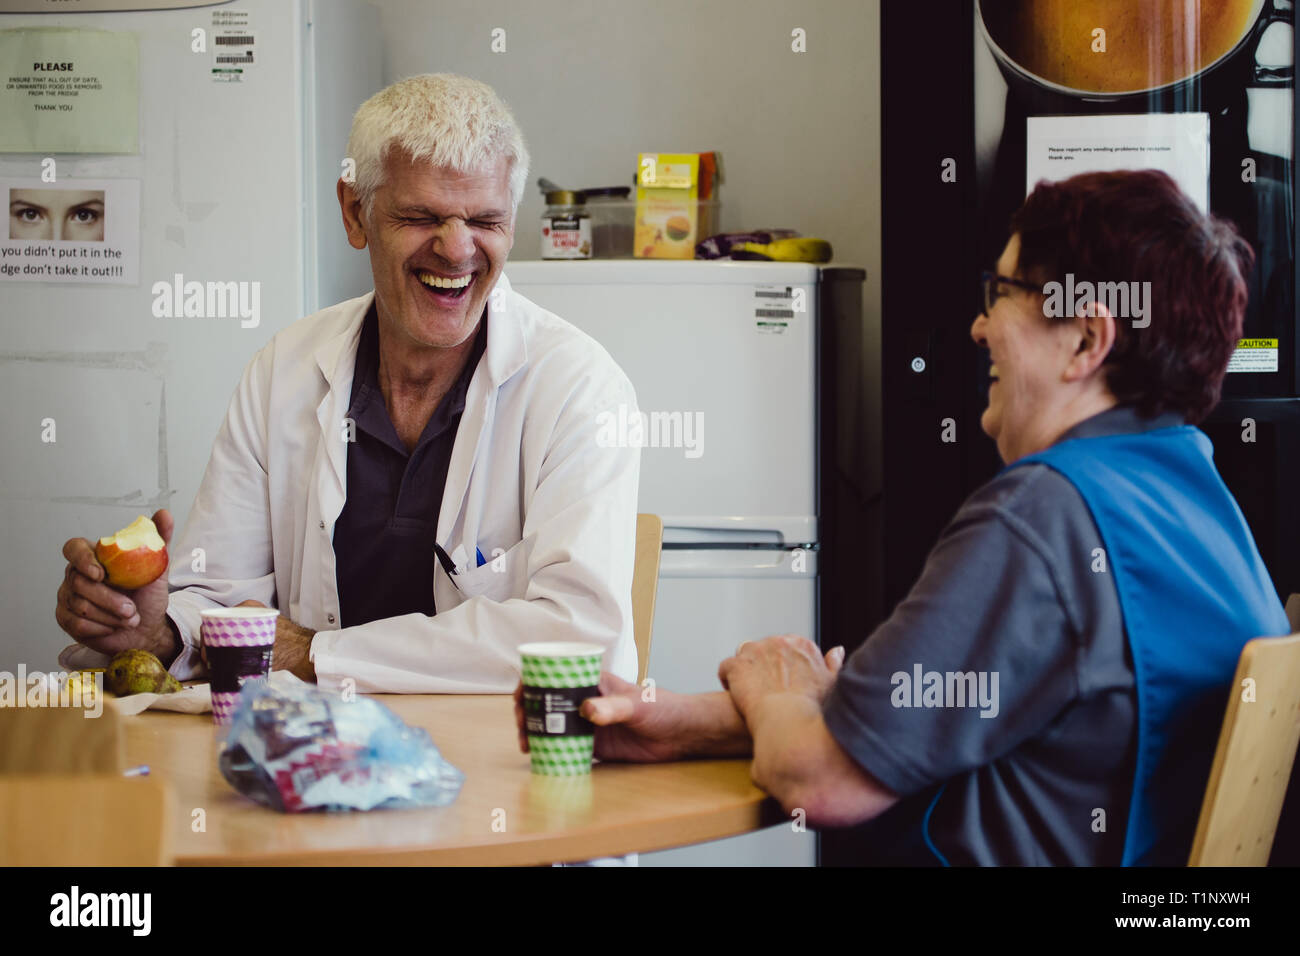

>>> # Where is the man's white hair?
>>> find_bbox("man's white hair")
[345,73,530,220]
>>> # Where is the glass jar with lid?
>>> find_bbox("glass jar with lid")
[540,190,591,259]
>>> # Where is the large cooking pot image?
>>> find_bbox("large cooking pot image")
[977,0,1292,113]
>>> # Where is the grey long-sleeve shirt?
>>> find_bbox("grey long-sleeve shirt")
[823,405,1184,865]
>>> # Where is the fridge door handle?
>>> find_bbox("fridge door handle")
[658,548,818,577]
[660,515,817,546]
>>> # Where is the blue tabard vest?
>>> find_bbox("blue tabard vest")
[997,425,1289,865]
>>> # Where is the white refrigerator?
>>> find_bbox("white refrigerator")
[0,0,381,670]
[507,259,865,867]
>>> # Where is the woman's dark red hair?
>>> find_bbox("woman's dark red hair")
[1010,169,1254,423]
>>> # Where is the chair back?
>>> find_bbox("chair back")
[0,690,124,774]
[632,514,664,684]
[0,774,170,865]
[1188,632,1300,865]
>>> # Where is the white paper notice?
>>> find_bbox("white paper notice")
[1026,114,1210,212]
[0,177,139,285]
[1226,338,1280,374]
[210,8,257,84]
[0,28,139,154]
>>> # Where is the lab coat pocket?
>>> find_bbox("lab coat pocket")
[453,539,528,602]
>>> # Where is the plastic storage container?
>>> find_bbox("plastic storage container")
[582,188,635,259]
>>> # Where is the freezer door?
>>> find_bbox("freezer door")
[506,261,818,534]
[646,548,818,692]
[640,549,817,866]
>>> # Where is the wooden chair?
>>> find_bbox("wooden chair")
[1188,631,1300,865]
[0,695,125,774]
[632,514,664,684]
[0,774,171,865]
[1285,593,1300,634]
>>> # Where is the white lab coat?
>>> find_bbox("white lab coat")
[161,273,641,692]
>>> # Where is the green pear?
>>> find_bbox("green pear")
[105,648,182,696]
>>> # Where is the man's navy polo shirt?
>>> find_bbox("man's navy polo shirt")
[332,303,487,627]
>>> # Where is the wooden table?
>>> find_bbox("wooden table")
[125,694,780,865]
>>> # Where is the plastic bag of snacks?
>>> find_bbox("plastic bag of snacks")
[218,678,464,812]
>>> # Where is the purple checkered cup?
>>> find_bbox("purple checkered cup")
[200,607,279,725]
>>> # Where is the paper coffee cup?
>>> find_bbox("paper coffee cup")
[519,641,605,776]
[201,607,278,725]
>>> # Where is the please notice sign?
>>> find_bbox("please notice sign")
[0,27,139,154]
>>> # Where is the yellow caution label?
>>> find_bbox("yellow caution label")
[1227,338,1279,373]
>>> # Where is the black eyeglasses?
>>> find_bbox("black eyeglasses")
[980,270,1041,316]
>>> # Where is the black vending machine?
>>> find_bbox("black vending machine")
[836,0,1300,867]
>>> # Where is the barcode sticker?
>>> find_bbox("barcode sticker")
[211,10,257,82]
[755,285,796,333]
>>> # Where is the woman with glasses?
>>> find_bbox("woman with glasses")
[515,169,1291,865]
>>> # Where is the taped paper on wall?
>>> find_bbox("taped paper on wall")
[0,177,140,285]
[0,28,139,154]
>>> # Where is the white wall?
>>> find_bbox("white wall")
[371,0,881,332]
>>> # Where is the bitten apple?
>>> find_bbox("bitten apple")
[94,515,169,590]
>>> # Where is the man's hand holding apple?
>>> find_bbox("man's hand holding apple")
[55,508,181,667]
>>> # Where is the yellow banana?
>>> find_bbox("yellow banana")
[733,237,833,263]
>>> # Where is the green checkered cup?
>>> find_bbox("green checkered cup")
[520,642,606,776]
